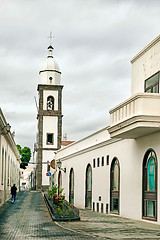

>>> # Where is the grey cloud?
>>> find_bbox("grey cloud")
[0,0,160,152]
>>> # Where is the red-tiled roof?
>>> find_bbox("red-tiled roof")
[61,141,74,146]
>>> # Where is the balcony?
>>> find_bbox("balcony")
[108,93,160,139]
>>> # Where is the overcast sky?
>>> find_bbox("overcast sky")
[0,0,160,154]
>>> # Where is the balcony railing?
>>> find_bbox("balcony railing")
[108,93,160,138]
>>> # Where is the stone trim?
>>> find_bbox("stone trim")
[131,35,160,63]
[37,88,43,190]
[38,147,60,151]
[57,138,122,161]
[37,84,63,91]
[38,110,62,117]
[39,70,61,74]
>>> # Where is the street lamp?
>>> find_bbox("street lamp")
[57,159,66,173]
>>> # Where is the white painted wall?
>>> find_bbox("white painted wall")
[42,150,55,186]
[131,36,160,95]
[57,126,110,159]
[55,130,160,223]
[39,71,61,85]
[43,116,58,148]
[0,109,20,206]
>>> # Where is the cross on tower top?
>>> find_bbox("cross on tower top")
[48,32,54,46]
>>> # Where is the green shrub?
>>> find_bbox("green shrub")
[48,186,57,199]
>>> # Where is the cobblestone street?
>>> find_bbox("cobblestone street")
[1,191,160,239]
[0,191,92,240]
[59,209,160,239]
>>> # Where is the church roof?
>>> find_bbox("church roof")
[40,45,61,73]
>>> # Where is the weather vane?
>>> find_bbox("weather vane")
[48,32,54,46]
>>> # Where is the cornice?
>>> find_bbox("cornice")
[131,35,160,63]
[56,138,122,162]
[37,84,63,91]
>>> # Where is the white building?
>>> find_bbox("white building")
[0,108,20,206]
[54,35,160,224]
[20,167,33,191]
[36,45,63,191]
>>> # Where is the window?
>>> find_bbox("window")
[1,147,4,184]
[101,203,103,213]
[85,164,92,209]
[106,203,108,214]
[47,133,54,145]
[69,168,74,205]
[143,149,157,221]
[47,96,54,110]
[97,158,100,167]
[93,202,95,211]
[8,156,10,186]
[145,72,159,93]
[102,156,104,166]
[106,155,109,165]
[93,159,95,168]
[97,203,99,212]
[110,158,120,214]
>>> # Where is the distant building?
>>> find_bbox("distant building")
[54,36,160,224]
[0,108,20,206]
[20,167,33,191]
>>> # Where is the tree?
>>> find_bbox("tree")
[17,144,31,169]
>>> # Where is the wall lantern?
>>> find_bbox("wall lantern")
[57,159,66,173]
[1,123,11,134]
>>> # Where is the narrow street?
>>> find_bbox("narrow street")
[1,191,160,239]
[0,191,92,240]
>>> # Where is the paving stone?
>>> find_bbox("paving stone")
[0,191,92,240]
[58,209,160,239]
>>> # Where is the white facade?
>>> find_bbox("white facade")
[55,35,160,224]
[20,167,33,191]
[0,108,20,206]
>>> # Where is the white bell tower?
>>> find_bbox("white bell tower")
[37,45,63,190]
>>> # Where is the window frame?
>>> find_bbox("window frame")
[142,149,157,221]
[46,133,54,145]
[144,72,159,93]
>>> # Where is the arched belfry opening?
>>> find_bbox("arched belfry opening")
[47,96,54,110]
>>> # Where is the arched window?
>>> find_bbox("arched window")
[110,158,120,214]
[1,147,4,184]
[69,168,74,205]
[143,149,157,220]
[47,96,54,110]
[85,164,92,209]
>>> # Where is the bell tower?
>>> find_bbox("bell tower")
[36,45,63,190]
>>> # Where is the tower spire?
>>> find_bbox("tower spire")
[48,32,54,46]
[47,32,54,58]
